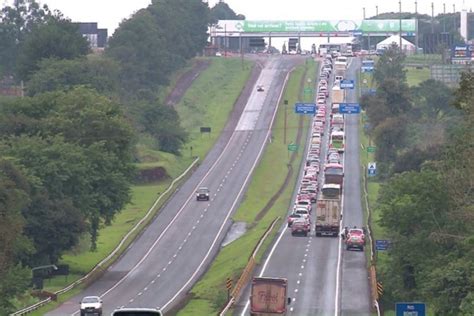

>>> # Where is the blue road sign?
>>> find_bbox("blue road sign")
[396,303,426,316]
[340,79,355,89]
[352,30,363,36]
[295,103,317,115]
[339,103,361,114]
[361,66,375,72]
[375,240,390,251]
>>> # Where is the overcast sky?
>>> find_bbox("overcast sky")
[3,0,471,35]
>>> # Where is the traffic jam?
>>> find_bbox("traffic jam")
[287,54,366,251]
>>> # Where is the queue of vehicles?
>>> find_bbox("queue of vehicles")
[286,53,345,238]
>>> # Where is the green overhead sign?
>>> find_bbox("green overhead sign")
[233,19,416,33]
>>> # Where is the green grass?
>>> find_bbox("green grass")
[20,57,254,313]
[178,58,317,315]
[405,67,431,87]
[175,57,253,161]
[404,54,442,66]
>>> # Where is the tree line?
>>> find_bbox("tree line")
[0,0,241,313]
[361,46,473,315]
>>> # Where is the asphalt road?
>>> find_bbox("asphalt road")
[46,56,304,316]
[234,57,371,316]
[339,57,371,316]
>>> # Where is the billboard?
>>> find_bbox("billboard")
[213,19,416,34]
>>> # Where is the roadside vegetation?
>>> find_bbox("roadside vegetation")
[0,0,253,313]
[360,44,473,315]
[178,59,318,315]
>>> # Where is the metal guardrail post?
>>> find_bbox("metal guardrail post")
[12,158,200,316]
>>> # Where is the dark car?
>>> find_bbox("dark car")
[257,85,264,92]
[196,187,210,201]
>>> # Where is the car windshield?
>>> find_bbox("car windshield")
[198,188,208,193]
[82,297,99,303]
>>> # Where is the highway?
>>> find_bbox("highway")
[339,57,371,316]
[235,57,371,315]
[46,56,304,315]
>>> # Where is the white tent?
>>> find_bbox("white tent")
[376,35,416,53]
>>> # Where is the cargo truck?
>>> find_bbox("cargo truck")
[250,277,291,315]
[315,184,341,237]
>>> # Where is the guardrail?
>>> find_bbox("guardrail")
[219,217,281,316]
[12,157,200,316]
[362,164,381,316]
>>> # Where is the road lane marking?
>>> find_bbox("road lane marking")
[163,65,291,314]
[97,122,242,301]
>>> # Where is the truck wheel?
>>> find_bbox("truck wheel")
[346,245,350,250]
[316,232,321,237]
[304,232,308,237]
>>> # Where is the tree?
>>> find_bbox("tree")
[0,87,136,250]
[210,1,245,24]
[16,15,90,80]
[411,79,455,120]
[0,160,33,314]
[374,44,407,85]
[107,9,173,94]
[26,56,121,96]
[373,116,407,163]
[134,102,188,155]
[0,0,52,76]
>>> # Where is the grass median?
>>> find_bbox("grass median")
[177,58,318,315]
[26,57,253,315]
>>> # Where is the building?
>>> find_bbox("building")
[74,22,108,48]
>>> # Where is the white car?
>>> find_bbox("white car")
[80,296,102,316]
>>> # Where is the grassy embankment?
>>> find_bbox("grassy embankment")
[27,57,253,315]
[178,58,319,315]
[404,53,442,87]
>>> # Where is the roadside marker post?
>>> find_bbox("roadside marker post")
[226,277,233,301]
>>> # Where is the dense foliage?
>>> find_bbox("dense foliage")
[0,0,228,312]
[362,44,473,314]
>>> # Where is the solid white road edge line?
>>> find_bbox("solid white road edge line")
[68,114,241,316]
[334,102,348,316]
[161,64,293,313]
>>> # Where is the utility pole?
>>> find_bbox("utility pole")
[415,1,419,54]
[431,2,435,34]
[399,1,403,53]
[376,5,379,16]
[363,7,366,19]
[443,3,446,33]
[453,4,456,32]
[224,24,227,57]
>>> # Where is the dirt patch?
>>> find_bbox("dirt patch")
[165,59,211,107]
[254,66,309,222]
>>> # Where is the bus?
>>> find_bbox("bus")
[330,130,345,153]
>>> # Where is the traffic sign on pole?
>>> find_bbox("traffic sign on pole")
[367,146,376,153]
[295,103,317,115]
[375,239,390,250]
[303,87,313,95]
[396,302,426,316]
[288,143,299,152]
[340,79,355,89]
[339,103,361,114]
[368,161,377,176]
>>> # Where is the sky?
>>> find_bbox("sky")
[1,0,471,36]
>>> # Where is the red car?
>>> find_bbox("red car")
[343,228,366,251]
[291,218,311,236]
[287,213,302,227]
